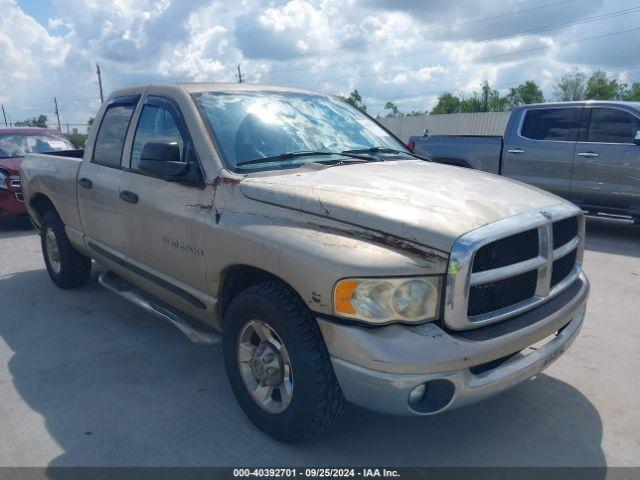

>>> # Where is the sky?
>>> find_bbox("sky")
[1,0,639,128]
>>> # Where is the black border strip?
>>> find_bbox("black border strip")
[87,241,206,310]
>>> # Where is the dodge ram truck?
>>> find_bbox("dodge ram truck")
[410,101,640,224]
[21,83,590,442]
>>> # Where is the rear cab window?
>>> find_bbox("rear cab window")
[520,108,582,142]
[585,108,640,144]
[92,96,139,168]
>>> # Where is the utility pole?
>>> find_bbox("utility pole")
[54,97,61,131]
[236,64,244,83]
[96,63,104,103]
[1,105,7,127]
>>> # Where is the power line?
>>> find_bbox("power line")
[266,0,580,62]
[281,25,640,87]
[267,6,640,77]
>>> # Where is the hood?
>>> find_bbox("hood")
[239,160,564,252]
[0,156,23,174]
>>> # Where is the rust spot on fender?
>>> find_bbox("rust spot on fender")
[222,177,242,185]
[187,203,215,211]
[305,221,446,264]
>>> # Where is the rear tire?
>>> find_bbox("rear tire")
[41,210,91,289]
[223,281,345,442]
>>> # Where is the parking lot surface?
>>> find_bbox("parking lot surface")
[0,217,638,467]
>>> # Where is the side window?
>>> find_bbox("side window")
[92,103,136,168]
[586,108,640,144]
[520,108,581,141]
[131,101,185,172]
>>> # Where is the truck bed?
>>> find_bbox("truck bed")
[410,135,503,174]
[20,150,85,231]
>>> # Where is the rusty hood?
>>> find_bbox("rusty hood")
[239,160,564,252]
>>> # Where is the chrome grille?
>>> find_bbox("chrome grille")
[472,228,539,273]
[444,204,584,331]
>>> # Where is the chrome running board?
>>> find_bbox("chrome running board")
[98,271,221,345]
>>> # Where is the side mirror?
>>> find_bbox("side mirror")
[138,142,189,178]
[634,130,640,146]
[423,128,430,138]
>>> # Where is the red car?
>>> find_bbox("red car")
[0,127,75,218]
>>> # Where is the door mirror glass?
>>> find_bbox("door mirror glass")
[138,141,189,178]
[634,130,640,146]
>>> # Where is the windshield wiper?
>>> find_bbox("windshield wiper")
[342,146,430,161]
[236,150,376,167]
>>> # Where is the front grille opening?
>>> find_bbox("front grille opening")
[553,216,578,248]
[551,249,577,288]
[468,269,538,317]
[472,228,539,273]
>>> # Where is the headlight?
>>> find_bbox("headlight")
[333,276,442,324]
[0,170,7,190]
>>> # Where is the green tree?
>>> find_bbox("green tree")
[458,94,483,113]
[384,102,401,117]
[621,82,640,101]
[430,92,460,114]
[554,71,586,101]
[506,81,544,108]
[342,89,367,112]
[15,114,48,128]
[585,70,624,100]
[65,133,88,148]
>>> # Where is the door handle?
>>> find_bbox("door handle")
[119,190,139,204]
[78,178,93,189]
[507,148,525,154]
[577,152,599,158]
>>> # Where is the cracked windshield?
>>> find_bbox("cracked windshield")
[193,91,406,170]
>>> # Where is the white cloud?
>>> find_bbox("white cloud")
[1,0,639,125]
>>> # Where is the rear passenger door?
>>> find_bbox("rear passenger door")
[502,107,582,200]
[572,106,640,213]
[78,95,139,257]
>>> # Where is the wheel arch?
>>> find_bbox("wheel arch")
[218,264,303,324]
[29,193,58,229]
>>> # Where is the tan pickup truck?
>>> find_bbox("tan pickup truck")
[20,83,589,442]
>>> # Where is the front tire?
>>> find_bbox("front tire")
[223,281,345,442]
[41,210,91,289]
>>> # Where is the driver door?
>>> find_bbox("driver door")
[572,106,640,212]
[119,96,216,318]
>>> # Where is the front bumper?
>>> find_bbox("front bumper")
[0,189,26,217]
[318,272,589,416]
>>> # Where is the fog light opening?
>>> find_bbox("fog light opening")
[408,384,427,404]
[408,379,455,414]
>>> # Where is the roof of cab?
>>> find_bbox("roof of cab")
[515,100,640,110]
[107,82,329,100]
[0,127,64,135]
